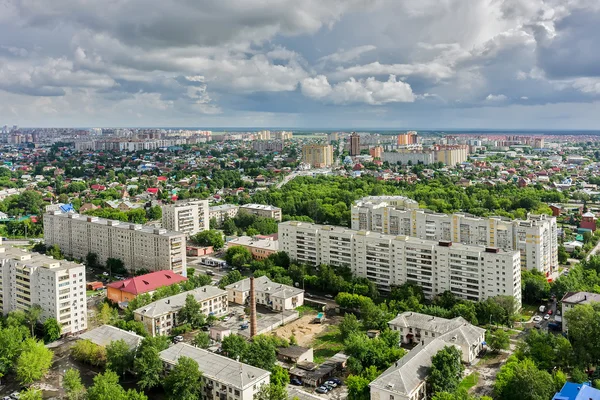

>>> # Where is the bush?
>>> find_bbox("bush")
[171,324,192,335]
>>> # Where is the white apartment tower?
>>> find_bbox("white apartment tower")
[351,196,558,275]
[0,245,87,335]
[44,211,187,275]
[162,199,210,235]
[279,221,522,307]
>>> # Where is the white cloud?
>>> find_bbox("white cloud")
[302,74,415,104]
[318,45,377,65]
[330,61,454,81]
[485,94,508,102]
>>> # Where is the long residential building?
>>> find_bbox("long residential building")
[44,211,186,275]
[162,199,210,235]
[279,221,522,306]
[160,343,270,400]
[351,196,558,275]
[134,286,228,336]
[209,204,240,226]
[239,204,282,221]
[0,245,87,335]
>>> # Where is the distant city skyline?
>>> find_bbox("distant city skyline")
[1,1,599,128]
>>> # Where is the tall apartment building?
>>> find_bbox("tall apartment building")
[302,144,334,168]
[434,145,469,165]
[351,196,558,275]
[397,131,419,146]
[273,131,293,140]
[162,199,210,235]
[0,245,87,335]
[44,211,186,275]
[350,132,361,156]
[239,204,282,221]
[279,221,522,306]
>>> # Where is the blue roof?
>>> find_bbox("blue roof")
[59,203,75,213]
[553,382,600,400]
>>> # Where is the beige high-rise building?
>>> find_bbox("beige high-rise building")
[302,144,334,168]
[162,199,210,235]
[351,196,558,275]
[44,211,187,275]
[0,245,87,335]
[279,221,522,306]
[434,145,469,165]
[273,131,292,140]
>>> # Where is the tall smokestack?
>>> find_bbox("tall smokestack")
[250,276,257,338]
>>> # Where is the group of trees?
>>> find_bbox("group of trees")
[222,210,279,236]
[190,229,225,250]
[221,334,289,372]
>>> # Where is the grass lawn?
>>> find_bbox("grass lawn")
[458,372,479,392]
[516,303,539,321]
[312,325,344,364]
[295,305,320,317]
[86,290,97,297]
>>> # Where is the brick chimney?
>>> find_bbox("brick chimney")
[250,276,257,338]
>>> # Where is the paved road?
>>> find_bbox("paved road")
[586,239,600,261]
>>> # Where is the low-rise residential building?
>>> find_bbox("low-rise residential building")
[561,291,600,332]
[209,204,240,226]
[159,343,271,400]
[44,211,187,275]
[239,204,282,221]
[0,245,87,335]
[552,381,600,400]
[388,312,486,363]
[162,199,210,235]
[226,236,279,260]
[134,286,228,336]
[106,270,188,304]
[279,221,522,306]
[79,324,144,351]
[225,276,304,312]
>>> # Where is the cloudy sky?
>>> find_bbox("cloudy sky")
[1,0,600,129]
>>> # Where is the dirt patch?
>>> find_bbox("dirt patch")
[271,314,332,346]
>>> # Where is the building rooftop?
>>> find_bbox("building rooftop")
[209,204,240,212]
[159,343,270,390]
[107,270,187,295]
[79,325,143,350]
[227,235,279,251]
[134,286,226,318]
[240,203,281,211]
[0,245,84,272]
[46,210,185,238]
[225,276,303,299]
[561,291,600,305]
[277,345,312,359]
[553,382,600,400]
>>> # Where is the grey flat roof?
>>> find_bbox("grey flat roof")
[134,286,227,318]
[0,245,84,272]
[159,343,270,390]
[79,325,143,350]
[225,276,303,299]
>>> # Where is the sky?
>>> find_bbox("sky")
[1,0,600,129]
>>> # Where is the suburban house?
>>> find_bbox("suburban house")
[388,312,486,363]
[134,286,228,336]
[561,291,600,332]
[107,270,188,304]
[159,343,270,400]
[225,276,304,311]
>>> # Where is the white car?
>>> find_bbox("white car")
[532,316,542,322]
[544,314,550,320]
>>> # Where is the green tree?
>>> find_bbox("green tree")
[19,388,42,400]
[571,368,588,383]
[87,370,147,400]
[192,331,211,349]
[0,324,30,376]
[253,383,287,400]
[164,356,203,400]
[486,329,510,353]
[71,339,107,367]
[16,338,54,385]
[225,246,253,268]
[106,257,127,275]
[191,229,225,250]
[270,365,290,388]
[46,244,64,260]
[428,346,464,396]
[558,245,569,264]
[221,334,249,360]
[25,304,42,337]
[346,374,371,400]
[339,313,361,340]
[219,270,244,288]
[43,317,62,343]
[147,205,162,221]
[106,339,135,376]
[521,270,551,304]
[86,252,99,268]
[178,294,206,329]
[97,303,118,325]
[564,302,600,368]
[223,218,237,236]
[63,368,86,400]
[134,345,163,390]
[245,335,277,370]
[494,356,555,400]
[209,217,219,229]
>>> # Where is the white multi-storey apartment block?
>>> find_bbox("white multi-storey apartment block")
[239,204,282,221]
[351,196,558,275]
[279,221,522,307]
[44,211,186,275]
[209,204,240,226]
[162,199,210,235]
[0,245,87,335]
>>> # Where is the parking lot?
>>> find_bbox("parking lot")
[217,304,299,338]
[531,298,559,331]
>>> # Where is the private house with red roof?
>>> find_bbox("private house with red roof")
[147,187,159,195]
[107,270,188,304]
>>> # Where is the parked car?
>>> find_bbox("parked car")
[10,393,20,400]
[291,378,303,386]
[325,380,338,388]
[324,294,334,299]
[206,270,214,276]
[4,396,12,400]
[240,323,249,330]
[316,386,329,394]
[533,316,542,322]
[544,314,550,320]
[548,310,553,315]
[330,378,342,386]
[173,335,184,343]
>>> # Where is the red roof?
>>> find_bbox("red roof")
[91,184,106,191]
[107,270,187,295]
[157,176,168,181]
[147,187,159,194]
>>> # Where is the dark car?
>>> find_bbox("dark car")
[330,378,342,386]
[291,378,303,386]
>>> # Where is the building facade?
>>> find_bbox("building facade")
[226,236,279,260]
[0,245,87,335]
[239,204,282,221]
[162,199,210,235]
[350,132,361,156]
[209,204,240,226]
[106,270,188,304]
[302,144,334,168]
[160,343,270,400]
[225,276,304,311]
[134,286,228,336]
[560,291,600,333]
[44,211,187,275]
[279,221,522,306]
[351,196,558,275]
